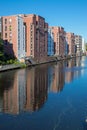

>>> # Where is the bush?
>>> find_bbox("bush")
[0,61,2,65]
[2,61,5,65]
[20,63,27,68]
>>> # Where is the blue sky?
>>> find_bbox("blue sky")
[0,0,87,41]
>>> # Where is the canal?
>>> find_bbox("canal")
[0,56,87,130]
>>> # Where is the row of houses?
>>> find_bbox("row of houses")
[0,14,85,61]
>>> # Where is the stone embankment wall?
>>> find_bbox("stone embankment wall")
[0,55,81,72]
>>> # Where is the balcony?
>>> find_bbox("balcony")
[36,25,39,30]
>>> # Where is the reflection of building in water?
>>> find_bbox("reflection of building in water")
[0,72,14,112]
[3,69,26,114]
[65,58,82,83]
[48,63,65,93]
[65,60,75,83]
[3,66,47,114]
[76,57,81,67]
[25,65,48,112]
[2,65,48,114]
[74,57,81,78]
[48,67,54,92]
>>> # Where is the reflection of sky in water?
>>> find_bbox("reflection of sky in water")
[64,66,87,72]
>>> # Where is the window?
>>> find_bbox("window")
[31,50,32,55]
[9,39,12,43]
[31,44,32,49]
[31,38,32,42]
[5,26,7,31]
[5,33,7,38]
[31,33,32,37]
[5,19,7,24]
[9,19,12,24]
[9,32,12,37]
[9,25,12,31]
[18,43,20,50]
[31,24,33,30]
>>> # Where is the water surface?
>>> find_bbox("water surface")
[0,56,87,130]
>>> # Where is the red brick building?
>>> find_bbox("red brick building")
[1,14,48,61]
[66,33,75,55]
[50,26,66,57]
[23,14,48,60]
[2,15,26,60]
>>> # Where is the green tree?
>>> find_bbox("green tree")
[0,38,4,61]
[0,38,16,65]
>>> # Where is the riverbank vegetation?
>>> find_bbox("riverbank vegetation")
[0,38,16,65]
[14,60,27,68]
